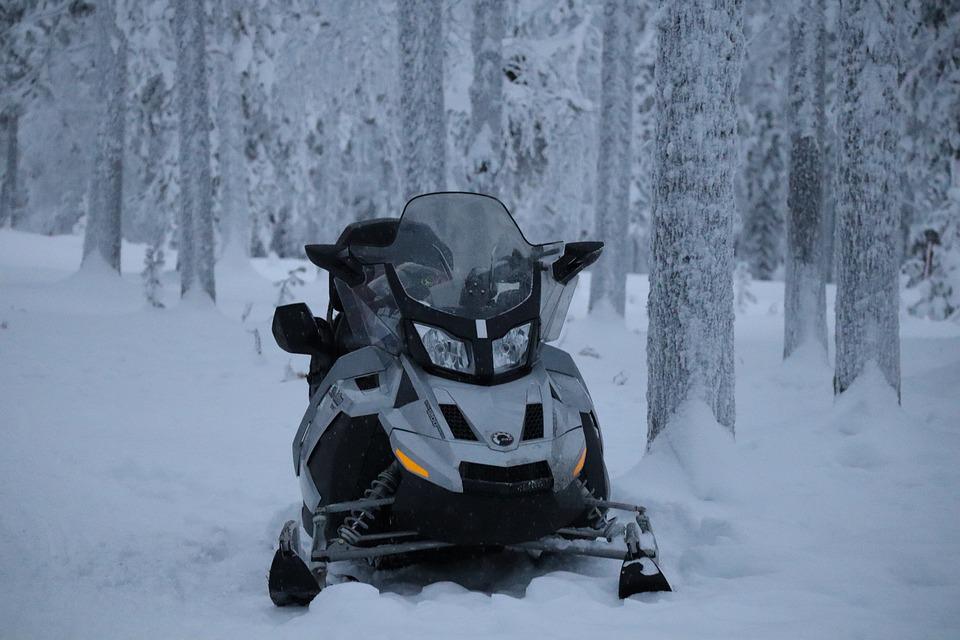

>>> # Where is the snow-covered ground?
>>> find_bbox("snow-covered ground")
[1,228,958,639]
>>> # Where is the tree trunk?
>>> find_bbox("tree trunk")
[0,107,19,228]
[175,0,216,300]
[815,0,836,283]
[589,0,635,317]
[821,128,838,282]
[82,1,127,272]
[647,0,743,446]
[783,6,827,359]
[398,0,446,199]
[467,0,504,195]
[216,0,250,269]
[834,0,901,398]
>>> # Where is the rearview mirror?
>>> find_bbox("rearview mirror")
[552,241,603,285]
[273,303,324,355]
[304,244,364,286]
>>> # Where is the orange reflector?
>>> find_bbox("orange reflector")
[573,447,587,477]
[395,448,430,479]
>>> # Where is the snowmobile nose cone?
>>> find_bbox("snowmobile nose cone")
[618,555,672,598]
[268,547,322,607]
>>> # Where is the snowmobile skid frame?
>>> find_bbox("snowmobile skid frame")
[268,478,671,606]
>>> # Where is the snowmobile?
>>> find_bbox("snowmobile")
[268,192,671,606]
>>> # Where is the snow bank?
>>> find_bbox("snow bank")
[641,399,740,502]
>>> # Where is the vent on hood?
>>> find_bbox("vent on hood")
[439,404,478,441]
[521,403,544,440]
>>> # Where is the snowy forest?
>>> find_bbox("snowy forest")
[3,0,956,321]
[1,0,959,638]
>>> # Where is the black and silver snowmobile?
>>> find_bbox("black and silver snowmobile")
[268,192,671,606]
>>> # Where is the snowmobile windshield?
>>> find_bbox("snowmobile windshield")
[355,193,538,320]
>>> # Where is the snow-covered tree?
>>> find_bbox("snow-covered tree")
[834,0,901,397]
[734,0,790,280]
[125,0,176,250]
[213,0,250,268]
[739,102,785,280]
[647,0,744,445]
[628,4,656,274]
[1,3,34,229]
[1,1,92,229]
[813,0,834,282]
[783,1,827,358]
[0,105,21,228]
[174,0,215,300]
[588,0,634,316]
[900,2,960,318]
[82,0,128,272]
[142,243,164,308]
[736,1,788,281]
[466,0,504,195]
[255,0,402,246]
[321,2,401,230]
[398,0,445,198]
[903,175,959,320]
[495,1,600,243]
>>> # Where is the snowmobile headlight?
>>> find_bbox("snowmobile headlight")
[492,322,531,374]
[414,323,474,374]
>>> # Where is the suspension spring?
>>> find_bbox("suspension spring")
[337,462,401,546]
[577,479,610,531]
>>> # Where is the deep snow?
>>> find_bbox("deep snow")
[1,229,958,639]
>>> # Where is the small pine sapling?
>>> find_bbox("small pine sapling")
[274,266,307,306]
[903,193,959,320]
[250,327,262,356]
[735,261,757,312]
[240,302,253,324]
[142,245,165,308]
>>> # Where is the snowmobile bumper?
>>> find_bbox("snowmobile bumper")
[389,468,587,545]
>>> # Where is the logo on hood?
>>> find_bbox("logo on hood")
[490,431,514,447]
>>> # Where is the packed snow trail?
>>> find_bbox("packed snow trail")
[1,229,958,639]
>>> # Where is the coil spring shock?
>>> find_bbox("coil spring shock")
[577,478,609,530]
[337,462,401,546]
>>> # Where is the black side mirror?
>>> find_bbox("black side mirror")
[552,241,604,285]
[305,244,365,286]
[273,303,324,355]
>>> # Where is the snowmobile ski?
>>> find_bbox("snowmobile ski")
[618,554,672,597]
[268,520,322,607]
[618,521,672,597]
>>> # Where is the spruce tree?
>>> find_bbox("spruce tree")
[740,103,785,281]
